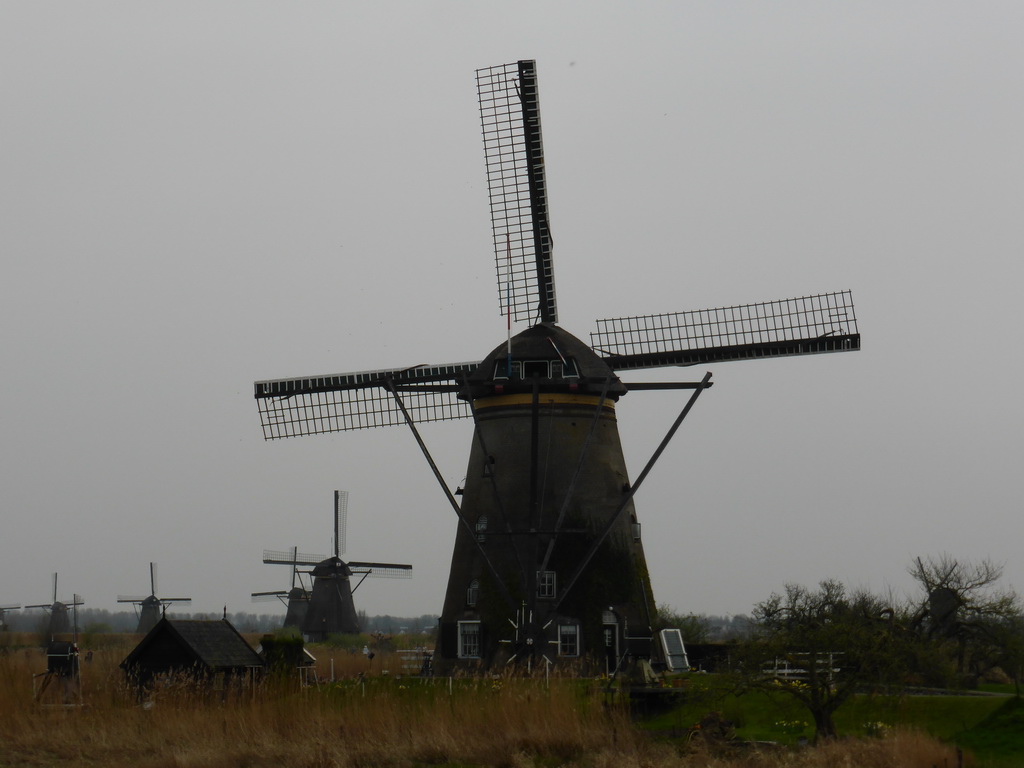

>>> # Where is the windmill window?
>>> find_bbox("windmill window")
[493,359,579,380]
[558,624,579,657]
[551,359,579,378]
[537,570,556,599]
[466,579,479,607]
[493,360,522,380]
[632,522,641,542]
[475,516,488,542]
[457,621,481,658]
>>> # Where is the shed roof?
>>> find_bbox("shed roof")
[122,618,263,672]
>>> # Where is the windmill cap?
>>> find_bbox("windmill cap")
[462,323,626,400]
[311,557,352,578]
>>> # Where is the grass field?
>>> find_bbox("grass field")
[643,672,1024,766]
[0,634,1016,767]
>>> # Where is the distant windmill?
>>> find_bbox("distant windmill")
[261,491,412,641]
[26,573,83,641]
[251,546,312,630]
[0,604,20,631]
[253,60,860,672]
[118,562,192,634]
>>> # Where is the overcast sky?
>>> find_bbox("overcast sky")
[2,2,1021,623]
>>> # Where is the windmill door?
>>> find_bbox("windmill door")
[602,611,619,676]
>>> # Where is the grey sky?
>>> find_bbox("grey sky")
[2,2,1021,621]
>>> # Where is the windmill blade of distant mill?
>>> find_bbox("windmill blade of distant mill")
[347,561,414,579]
[334,490,348,557]
[117,595,147,604]
[263,549,330,566]
[251,593,290,605]
[159,598,191,604]
[254,362,478,440]
[591,291,860,371]
[478,60,556,325]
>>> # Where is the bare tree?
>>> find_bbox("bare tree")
[909,554,1020,677]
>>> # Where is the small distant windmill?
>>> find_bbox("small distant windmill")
[262,491,412,641]
[0,604,20,631]
[251,546,312,630]
[26,573,83,641]
[118,562,192,634]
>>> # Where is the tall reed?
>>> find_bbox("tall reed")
[0,643,967,768]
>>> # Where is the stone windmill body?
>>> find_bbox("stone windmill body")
[251,546,312,630]
[253,61,860,672]
[261,491,413,641]
[26,573,83,641]
[118,562,192,634]
[0,603,20,632]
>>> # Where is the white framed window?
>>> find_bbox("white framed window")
[466,579,479,607]
[458,621,481,658]
[551,359,579,378]
[537,570,556,599]
[475,516,488,542]
[558,624,579,657]
[493,360,522,380]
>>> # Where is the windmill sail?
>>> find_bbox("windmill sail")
[263,549,329,566]
[592,291,860,370]
[478,60,556,324]
[346,562,414,579]
[255,362,477,439]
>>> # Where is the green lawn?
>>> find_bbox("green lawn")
[638,674,1022,765]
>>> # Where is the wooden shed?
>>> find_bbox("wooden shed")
[121,617,263,688]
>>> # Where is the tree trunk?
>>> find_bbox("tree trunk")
[812,707,838,743]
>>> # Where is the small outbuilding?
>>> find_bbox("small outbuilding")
[121,617,263,689]
[256,634,317,684]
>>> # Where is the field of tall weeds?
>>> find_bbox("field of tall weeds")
[0,637,968,768]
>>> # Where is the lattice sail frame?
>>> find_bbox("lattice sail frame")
[334,490,348,557]
[477,60,556,324]
[255,362,478,439]
[592,291,860,370]
[262,550,412,580]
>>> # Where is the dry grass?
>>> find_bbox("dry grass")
[0,642,967,768]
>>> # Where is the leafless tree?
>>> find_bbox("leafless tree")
[909,554,1020,676]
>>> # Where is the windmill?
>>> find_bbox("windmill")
[253,60,860,672]
[117,562,192,634]
[26,573,84,641]
[0,604,20,631]
[251,545,312,630]
[261,491,413,641]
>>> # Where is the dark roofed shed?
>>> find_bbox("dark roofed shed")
[121,617,263,686]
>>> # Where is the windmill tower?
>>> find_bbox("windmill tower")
[118,562,192,634]
[0,604,20,631]
[26,573,84,641]
[253,60,860,672]
[251,546,312,630]
[261,491,413,641]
